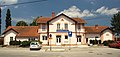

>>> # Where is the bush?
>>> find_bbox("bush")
[102,40,115,46]
[20,41,31,47]
[103,41,108,46]
[9,41,21,45]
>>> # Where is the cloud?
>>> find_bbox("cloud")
[14,6,18,8]
[12,18,33,24]
[0,0,18,5]
[0,0,18,10]
[57,6,95,18]
[96,6,120,15]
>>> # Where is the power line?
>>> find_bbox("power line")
[0,0,47,7]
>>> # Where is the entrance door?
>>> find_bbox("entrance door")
[56,36,61,45]
[77,36,81,44]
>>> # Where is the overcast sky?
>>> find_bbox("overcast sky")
[0,0,120,32]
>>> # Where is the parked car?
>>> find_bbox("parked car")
[30,42,42,50]
[108,41,120,48]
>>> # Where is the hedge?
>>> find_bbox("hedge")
[102,40,115,46]
[20,41,31,47]
[9,41,21,45]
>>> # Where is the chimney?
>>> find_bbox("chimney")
[52,11,55,18]
[95,24,98,29]
[40,16,42,18]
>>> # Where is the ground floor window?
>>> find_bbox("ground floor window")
[65,35,68,39]
[28,38,35,41]
[77,36,81,42]
[10,37,13,41]
[86,38,88,43]
[42,36,47,40]
[90,40,101,45]
[56,36,61,43]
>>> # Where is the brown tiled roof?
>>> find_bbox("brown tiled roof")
[36,17,51,23]
[84,26,109,34]
[36,14,86,23]
[73,18,86,23]
[3,26,39,38]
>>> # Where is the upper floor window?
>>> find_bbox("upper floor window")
[42,24,46,31]
[57,23,60,30]
[65,23,68,29]
[78,25,81,30]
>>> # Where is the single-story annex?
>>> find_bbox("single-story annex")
[2,12,115,46]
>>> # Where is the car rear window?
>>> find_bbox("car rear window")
[31,42,38,45]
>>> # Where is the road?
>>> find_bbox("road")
[0,47,120,57]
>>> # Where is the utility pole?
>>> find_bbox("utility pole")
[0,7,1,35]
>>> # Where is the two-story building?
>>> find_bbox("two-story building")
[2,12,114,45]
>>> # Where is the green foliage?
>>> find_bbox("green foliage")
[111,12,120,34]
[30,19,37,26]
[20,41,31,47]
[16,21,28,26]
[5,9,12,28]
[30,16,39,26]
[9,41,21,45]
[102,40,115,46]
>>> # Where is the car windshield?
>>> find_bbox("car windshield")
[31,42,38,45]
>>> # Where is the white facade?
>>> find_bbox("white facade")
[4,30,17,45]
[3,13,114,46]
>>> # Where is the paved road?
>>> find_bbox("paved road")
[0,47,120,57]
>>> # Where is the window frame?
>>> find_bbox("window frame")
[10,37,13,41]
[42,24,46,31]
[42,36,47,40]
[78,24,81,30]
[57,23,60,30]
[65,35,68,39]
[64,23,68,30]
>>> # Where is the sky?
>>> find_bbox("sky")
[0,0,120,32]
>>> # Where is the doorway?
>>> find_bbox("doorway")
[56,36,61,45]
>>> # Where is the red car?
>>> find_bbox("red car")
[109,41,120,48]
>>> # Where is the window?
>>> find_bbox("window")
[77,36,81,42]
[65,35,68,39]
[106,34,109,36]
[78,25,81,29]
[28,38,35,41]
[65,23,68,29]
[42,36,47,40]
[57,23,60,29]
[86,38,88,43]
[10,37,13,41]
[42,24,46,31]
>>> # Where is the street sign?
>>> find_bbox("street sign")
[68,31,72,37]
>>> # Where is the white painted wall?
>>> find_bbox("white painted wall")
[49,16,75,32]
[4,30,17,45]
[85,34,100,44]
[102,30,113,41]
[40,34,48,44]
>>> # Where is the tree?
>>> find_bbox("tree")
[5,9,12,29]
[111,12,120,35]
[30,17,39,26]
[30,19,37,26]
[16,21,28,26]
